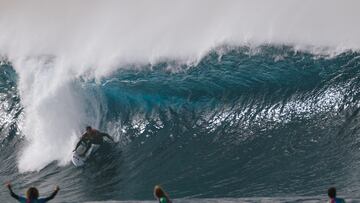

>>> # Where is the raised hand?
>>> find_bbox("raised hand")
[5,182,11,189]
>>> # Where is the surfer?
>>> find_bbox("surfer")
[328,187,346,203]
[6,182,59,203]
[154,185,172,203]
[73,126,114,156]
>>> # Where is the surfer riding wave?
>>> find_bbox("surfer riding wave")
[73,126,114,157]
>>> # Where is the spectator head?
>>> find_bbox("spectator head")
[26,187,39,200]
[154,185,165,199]
[328,187,336,198]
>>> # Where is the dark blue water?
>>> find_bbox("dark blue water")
[0,46,359,202]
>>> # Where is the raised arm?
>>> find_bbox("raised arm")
[6,183,20,200]
[42,186,60,202]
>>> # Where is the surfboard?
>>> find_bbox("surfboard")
[72,141,100,167]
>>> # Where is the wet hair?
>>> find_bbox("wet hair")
[26,187,39,200]
[154,185,166,198]
[86,126,92,131]
[328,187,336,198]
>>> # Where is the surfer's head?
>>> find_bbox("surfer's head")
[154,185,165,198]
[86,126,92,133]
[26,187,39,200]
[328,187,336,198]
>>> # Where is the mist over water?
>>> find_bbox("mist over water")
[0,0,360,202]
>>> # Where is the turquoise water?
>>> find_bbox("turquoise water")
[0,46,359,202]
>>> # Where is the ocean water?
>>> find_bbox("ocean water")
[1,1,360,202]
[1,46,360,202]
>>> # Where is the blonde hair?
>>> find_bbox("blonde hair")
[154,185,172,203]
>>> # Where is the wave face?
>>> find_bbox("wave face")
[1,46,360,202]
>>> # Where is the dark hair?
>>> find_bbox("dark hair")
[328,187,336,198]
[86,126,92,131]
[26,187,39,199]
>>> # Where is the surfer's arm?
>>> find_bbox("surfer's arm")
[42,186,60,202]
[6,183,20,200]
[74,140,82,151]
[102,133,114,142]
[73,133,87,151]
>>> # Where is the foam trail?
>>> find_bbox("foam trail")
[0,0,360,171]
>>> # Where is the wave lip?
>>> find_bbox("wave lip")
[1,0,360,64]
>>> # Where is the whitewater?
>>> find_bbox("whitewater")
[1,0,360,202]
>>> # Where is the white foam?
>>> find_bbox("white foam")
[0,0,359,171]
